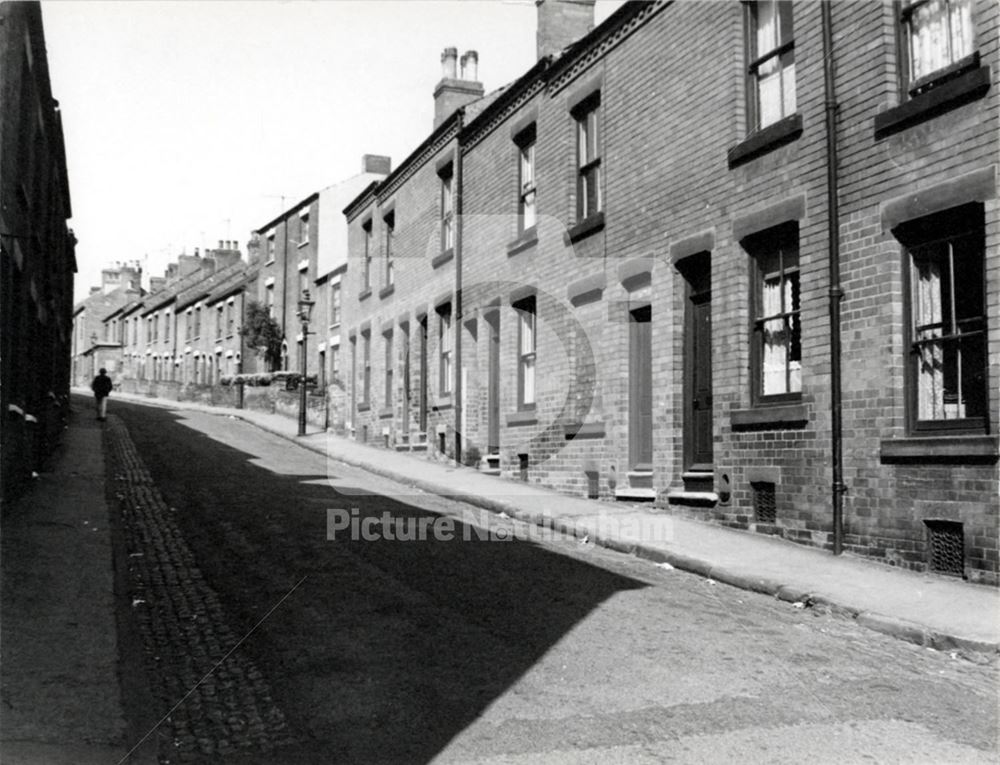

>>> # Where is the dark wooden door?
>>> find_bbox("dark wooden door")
[684,262,713,470]
[487,312,500,453]
[629,305,653,469]
[418,315,428,432]
[401,325,411,434]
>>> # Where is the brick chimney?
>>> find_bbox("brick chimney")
[433,47,484,129]
[177,254,201,278]
[362,154,392,175]
[149,276,166,294]
[165,263,179,286]
[536,0,595,60]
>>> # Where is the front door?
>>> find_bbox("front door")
[487,311,500,453]
[628,305,653,470]
[684,260,713,470]
[418,315,428,432]
[401,325,411,435]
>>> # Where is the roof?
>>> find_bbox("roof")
[174,261,247,312]
[141,262,225,316]
[205,265,255,306]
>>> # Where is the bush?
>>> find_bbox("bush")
[463,445,482,468]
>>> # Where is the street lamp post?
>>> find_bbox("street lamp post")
[90,332,98,379]
[297,289,315,437]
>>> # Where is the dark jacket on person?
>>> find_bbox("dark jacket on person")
[91,373,113,398]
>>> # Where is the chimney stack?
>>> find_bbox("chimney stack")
[362,154,392,175]
[149,276,167,294]
[536,0,595,60]
[433,46,484,129]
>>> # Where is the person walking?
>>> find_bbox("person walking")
[91,367,113,421]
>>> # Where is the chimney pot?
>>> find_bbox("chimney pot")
[433,49,483,129]
[463,50,479,81]
[441,47,458,80]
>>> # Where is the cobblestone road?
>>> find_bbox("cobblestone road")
[105,415,294,762]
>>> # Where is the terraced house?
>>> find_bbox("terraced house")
[343,0,999,583]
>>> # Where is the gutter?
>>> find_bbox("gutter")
[822,2,846,554]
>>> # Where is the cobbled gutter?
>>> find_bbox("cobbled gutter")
[104,414,295,762]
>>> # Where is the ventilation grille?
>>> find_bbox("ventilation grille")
[926,520,964,576]
[752,481,777,524]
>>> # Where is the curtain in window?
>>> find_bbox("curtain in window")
[914,255,946,419]
[761,274,787,395]
[909,0,973,81]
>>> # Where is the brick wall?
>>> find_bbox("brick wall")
[335,0,999,582]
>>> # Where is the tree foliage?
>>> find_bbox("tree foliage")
[240,301,284,371]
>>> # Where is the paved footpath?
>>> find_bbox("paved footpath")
[84,388,1000,655]
[0,407,156,765]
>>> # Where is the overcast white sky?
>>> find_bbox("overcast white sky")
[42,0,625,302]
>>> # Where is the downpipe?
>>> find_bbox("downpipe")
[822,1,846,555]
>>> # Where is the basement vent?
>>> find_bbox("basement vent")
[925,520,964,576]
[751,481,776,524]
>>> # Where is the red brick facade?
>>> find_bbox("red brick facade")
[342,0,999,583]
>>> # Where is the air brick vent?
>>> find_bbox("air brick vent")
[925,520,964,576]
[752,481,777,524]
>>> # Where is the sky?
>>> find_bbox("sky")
[41,0,626,303]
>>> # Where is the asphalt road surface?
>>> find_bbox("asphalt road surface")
[105,400,999,765]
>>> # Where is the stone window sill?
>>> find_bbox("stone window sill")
[507,227,538,256]
[506,410,538,427]
[730,402,808,430]
[379,284,395,300]
[507,226,538,257]
[565,212,605,245]
[357,402,371,413]
[727,113,803,168]
[432,248,454,269]
[358,287,372,302]
[879,435,998,463]
[874,61,989,139]
[378,407,394,419]
[564,421,605,440]
[433,396,453,412]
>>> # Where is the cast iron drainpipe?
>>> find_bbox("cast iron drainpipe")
[454,109,465,465]
[822,1,846,554]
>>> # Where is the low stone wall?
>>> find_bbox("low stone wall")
[273,389,327,428]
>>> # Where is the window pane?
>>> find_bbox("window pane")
[756,0,778,55]
[781,55,796,117]
[950,0,973,61]
[910,0,949,80]
[586,166,601,217]
[761,318,788,395]
[521,143,534,187]
[523,356,535,405]
[587,109,599,160]
[757,56,782,127]
[522,189,536,229]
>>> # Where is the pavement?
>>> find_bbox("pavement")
[0,406,156,765]
[85,387,1000,656]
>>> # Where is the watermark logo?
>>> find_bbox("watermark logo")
[326,507,674,544]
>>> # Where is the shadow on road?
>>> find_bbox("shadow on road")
[110,399,646,764]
